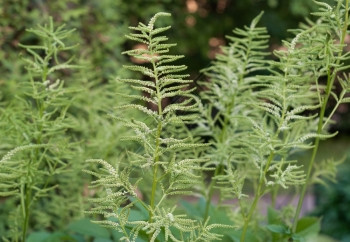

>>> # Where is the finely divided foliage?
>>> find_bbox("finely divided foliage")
[196,0,350,241]
[0,18,82,240]
[1,0,349,241]
[86,2,350,241]
[85,13,228,241]
[197,12,271,218]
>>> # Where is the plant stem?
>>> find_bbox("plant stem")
[149,55,163,226]
[240,152,275,242]
[240,36,289,240]
[21,185,31,242]
[149,122,162,222]
[292,0,349,232]
[203,32,254,221]
[203,101,232,221]
[203,164,222,220]
[21,68,47,240]
[271,186,278,208]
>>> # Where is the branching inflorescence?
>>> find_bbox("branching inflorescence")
[86,1,350,241]
[195,0,350,241]
[85,12,230,242]
[0,18,82,241]
[2,1,347,241]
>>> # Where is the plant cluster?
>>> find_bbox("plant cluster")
[85,1,350,241]
[1,0,350,241]
[0,16,136,241]
[0,18,85,241]
[84,12,231,242]
[196,0,350,240]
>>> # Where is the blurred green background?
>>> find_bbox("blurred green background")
[2,0,348,132]
[0,0,334,77]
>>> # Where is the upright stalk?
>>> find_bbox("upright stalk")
[241,53,289,240]
[149,123,162,222]
[21,62,48,241]
[292,0,349,232]
[21,185,31,242]
[149,56,163,224]
[203,164,223,220]
[271,186,278,208]
[240,152,275,242]
[203,41,252,220]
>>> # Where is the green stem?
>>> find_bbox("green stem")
[203,32,255,221]
[203,164,222,220]
[203,100,232,221]
[21,184,32,242]
[240,152,275,242]
[21,129,40,241]
[271,186,278,208]
[21,64,48,240]
[240,37,289,240]
[149,123,161,222]
[148,54,163,226]
[322,98,341,130]
[292,124,323,232]
[292,0,349,232]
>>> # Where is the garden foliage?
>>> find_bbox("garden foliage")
[0,0,350,242]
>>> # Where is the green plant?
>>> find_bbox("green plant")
[85,12,232,242]
[195,0,350,241]
[0,18,83,241]
[1,0,350,241]
[86,1,350,240]
[0,2,148,239]
[197,12,271,222]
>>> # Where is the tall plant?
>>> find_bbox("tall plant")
[0,18,81,241]
[196,0,350,241]
[197,12,271,220]
[85,1,350,241]
[85,12,230,242]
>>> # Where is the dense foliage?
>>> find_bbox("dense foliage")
[0,0,350,242]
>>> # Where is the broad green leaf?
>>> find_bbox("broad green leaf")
[129,209,148,221]
[68,218,110,239]
[292,217,321,241]
[267,224,289,234]
[309,234,338,242]
[93,238,113,242]
[198,196,208,215]
[221,234,235,242]
[27,231,76,242]
[180,199,204,219]
[267,206,282,224]
[129,196,149,217]
[226,229,262,242]
[27,232,51,242]
[46,232,77,242]
[71,234,86,242]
